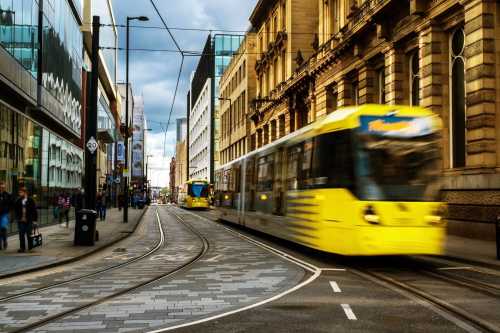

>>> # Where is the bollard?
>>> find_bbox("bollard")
[497,216,500,260]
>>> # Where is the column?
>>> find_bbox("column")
[384,45,405,105]
[337,77,352,107]
[464,0,497,167]
[358,64,376,105]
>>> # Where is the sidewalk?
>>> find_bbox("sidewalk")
[0,207,146,277]
[444,234,499,268]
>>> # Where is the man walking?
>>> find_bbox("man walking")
[58,193,70,227]
[14,187,37,253]
[0,181,11,250]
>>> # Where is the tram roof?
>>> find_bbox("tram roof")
[217,104,439,171]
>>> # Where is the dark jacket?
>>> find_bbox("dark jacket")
[0,191,11,215]
[14,197,38,224]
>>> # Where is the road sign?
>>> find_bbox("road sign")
[86,136,98,154]
[114,177,121,184]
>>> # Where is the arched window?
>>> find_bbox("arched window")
[450,28,466,168]
[409,51,420,106]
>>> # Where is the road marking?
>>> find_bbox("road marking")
[438,266,472,271]
[341,304,357,320]
[329,281,342,293]
[320,268,347,271]
[147,206,322,333]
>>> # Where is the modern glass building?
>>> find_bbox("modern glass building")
[188,34,243,183]
[0,0,84,232]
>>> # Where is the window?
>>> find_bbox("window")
[326,83,338,113]
[273,58,279,89]
[450,28,466,168]
[377,68,386,104]
[281,0,286,29]
[264,124,269,145]
[351,80,359,105]
[257,154,274,191]
[286,131,355,191]
[281,50,286,81]
[279,114,286,138]
[271,120,277,141]
[409,51,420,106]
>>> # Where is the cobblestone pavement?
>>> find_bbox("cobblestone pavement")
[0,206,205,332]
[0,208,145,277]
[0,208,159,299]
[29,205,306,333]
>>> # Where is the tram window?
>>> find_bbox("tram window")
[286,145,301,190]
[257,154,274,191]
[311,131,354,190]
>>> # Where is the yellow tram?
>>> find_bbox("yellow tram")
[179,179,210,209]
[214,105,446,256]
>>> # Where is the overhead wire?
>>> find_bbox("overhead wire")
[149,0,185,158]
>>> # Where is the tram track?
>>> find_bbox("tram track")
[352,268,500,333]
[0,209,163,303]
[191,210,500,333]
[6,207,210,333]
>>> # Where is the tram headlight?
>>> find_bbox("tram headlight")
[363,206,381,225]
[426,205,447,226]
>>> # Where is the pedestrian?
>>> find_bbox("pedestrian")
[96,191,107,221]
[118,193,124,211]
[58,193,70,227]
[0,181,11,250]
[14,187,38,253]
[72,189,84,213]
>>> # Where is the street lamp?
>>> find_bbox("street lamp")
[124,15,149,223]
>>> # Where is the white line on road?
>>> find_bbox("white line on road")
[329,281,342,293]
[438,267,472,271]
[341,304,357,320]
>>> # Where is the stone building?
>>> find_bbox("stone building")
[249,0,319,149]
[219,34,258,165]
[249,0,500,240]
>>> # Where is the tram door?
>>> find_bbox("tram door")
[273,148,285,215]
[245,157,256,212]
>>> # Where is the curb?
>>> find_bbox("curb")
[0,207,148,280]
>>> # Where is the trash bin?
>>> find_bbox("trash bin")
[74,209,97,246]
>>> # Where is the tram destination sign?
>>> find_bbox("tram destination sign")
[360,115,435,138]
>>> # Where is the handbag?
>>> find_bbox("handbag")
[28,223,43,249]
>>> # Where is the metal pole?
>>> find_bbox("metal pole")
[123,18,130,223]
[84,16,99,210]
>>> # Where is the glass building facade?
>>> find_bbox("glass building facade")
[0,101,83,234]
[214,34,244,108]
[0,0,84,233]
[93,0,117,85]
[41,0,83,136]
[0,0,39,78]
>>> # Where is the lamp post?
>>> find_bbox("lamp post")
[124,15,149,223]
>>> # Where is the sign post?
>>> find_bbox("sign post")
[84,16,100,211]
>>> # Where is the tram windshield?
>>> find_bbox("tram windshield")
[356,134,441,202]
[188,183,209,198]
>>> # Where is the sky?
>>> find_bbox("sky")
[112,0,258,188]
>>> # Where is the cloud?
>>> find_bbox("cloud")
[112,0,258,186]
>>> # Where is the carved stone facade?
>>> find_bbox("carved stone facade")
[247,0,500,240]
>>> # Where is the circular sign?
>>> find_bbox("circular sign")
[86,136,98,154]
[82,225,89,232]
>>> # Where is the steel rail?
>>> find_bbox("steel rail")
[11,207,209,333]
[0,209,163,303]
[352,268,500,333]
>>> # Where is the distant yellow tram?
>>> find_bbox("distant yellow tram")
[214,105,446,256]
[180,179,210,209]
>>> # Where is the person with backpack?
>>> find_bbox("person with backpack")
[14,187,37,253]
[0,181,11,250]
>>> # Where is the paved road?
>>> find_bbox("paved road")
[181,209,500,333]
[0,205,307,333]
